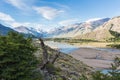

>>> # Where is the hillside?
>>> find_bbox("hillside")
[0,24,14,35]
[1,18,110,38]
[75,29,113,40]
[33,39,92,80]
[75,16,120,41]
[48,18,110,38]
[14,26,47,37]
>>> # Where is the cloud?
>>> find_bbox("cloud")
[86,18,102,22]
[0,12,29,27]
[10,22,23,27]
[0,12,20,27]
[5,0,29,10]
[4,0,66,20]
[33,6,64,20]
[59,19,79,26]
[0,12,15,22]
[0,12,44,30]
[38,1,70,10]
[5,0,33,11]
[0,12,51,31]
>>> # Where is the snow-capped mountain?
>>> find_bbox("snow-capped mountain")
[0,24,15,35]
[75,16,120,40]
[14,26,47,37]
[48,18,110,38]
[4,18,109,38]
[96,16,120,32]
[1,16,120,40]
[47,24,79,37]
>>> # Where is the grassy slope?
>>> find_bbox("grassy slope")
[75,29,114,41]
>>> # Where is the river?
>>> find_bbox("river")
[45,41,120,74]
[45,41,79,53]
[45,41,120,54]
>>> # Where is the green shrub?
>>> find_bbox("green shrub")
[46,62,62,75]
[0,31,39,80]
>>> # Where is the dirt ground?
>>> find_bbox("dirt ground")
[70,47,120,69]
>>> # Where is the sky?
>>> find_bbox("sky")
[0,0,120,31]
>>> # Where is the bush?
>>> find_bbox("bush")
[107,44,120,49]
[46,63,61,75]
[0,31,39,80]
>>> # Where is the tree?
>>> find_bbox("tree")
[0,31,39,80]
[38,38,60,80]
[109,57,120,80]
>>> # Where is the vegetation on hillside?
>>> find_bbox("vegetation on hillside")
[107,30,120,42]
[0,31,40,80]
[34,38,92,80]
[1,31,120,80]
[106,29,120,49]
[0,32,92,80]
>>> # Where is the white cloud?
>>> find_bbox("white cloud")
[10,22,22,27]
[86,18,102,22]
[0,12,21,27]
[0,12,56,32]
[0,12,48,31]
[0,12,30,27]
[0,12,15,22]
[59,19,79,26]
[4,1,66,20]
[5,0,28,10]
[33,6,64,20]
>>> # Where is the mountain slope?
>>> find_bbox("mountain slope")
[0,24,14,35]
[14,26,47,37]
[75,29,113,40]
[48,18,110,38]
[97,16,120,32]
[75,16,120,40]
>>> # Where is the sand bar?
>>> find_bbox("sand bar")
[70,47,120,69]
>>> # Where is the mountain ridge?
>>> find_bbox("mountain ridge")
[48,18,110,38]
[75,16,120,40]
[1,16,120,41]
[14,26,47,37]
[0,24,15,35]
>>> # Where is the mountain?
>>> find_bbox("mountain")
[14,26,47,37]
[96,16,120,32]
[0,24,15,35]
[5,18,109,38]
[48,18,110,38]
[75,16,120,40]
[47,24,79,37]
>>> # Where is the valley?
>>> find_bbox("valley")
[1,15,120,72]
[45,40,120,70]
[1,0,120,79]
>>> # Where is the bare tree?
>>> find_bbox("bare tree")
[39,38,49,65]
[38,38,61,80]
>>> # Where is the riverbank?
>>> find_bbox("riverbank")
[45,41,120,70]
[45,41,79,53]
[70,47,120,70]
